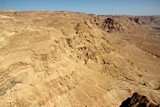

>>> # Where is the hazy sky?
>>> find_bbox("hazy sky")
[0,0,160,15]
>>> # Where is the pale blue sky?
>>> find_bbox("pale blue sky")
[0,0,160,15]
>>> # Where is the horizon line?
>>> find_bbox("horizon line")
[0,9,160,16]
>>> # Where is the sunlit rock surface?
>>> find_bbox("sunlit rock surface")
[0,11,160,107]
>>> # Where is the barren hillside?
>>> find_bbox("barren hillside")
[0,11,160,107]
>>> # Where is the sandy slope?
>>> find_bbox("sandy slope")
[0,11,160,107]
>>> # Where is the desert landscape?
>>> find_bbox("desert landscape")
[0,10,160,107]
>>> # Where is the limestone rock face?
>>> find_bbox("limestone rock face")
[0,11,160,107]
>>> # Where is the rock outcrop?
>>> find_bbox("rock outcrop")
[120,92,159,107]
[101,18,123,32]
